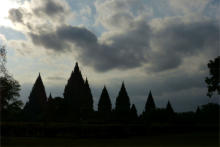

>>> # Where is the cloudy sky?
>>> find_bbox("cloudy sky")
[0,0,219,113]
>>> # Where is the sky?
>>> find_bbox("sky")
[0,0,219,113]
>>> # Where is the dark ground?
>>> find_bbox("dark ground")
[1,131,219,147]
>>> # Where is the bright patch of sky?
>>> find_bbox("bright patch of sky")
[0,26,26,40]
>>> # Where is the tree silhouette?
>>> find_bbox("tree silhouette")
[0,76,22,121]
[115,82,131,121]
[23,73,47,121]
[98,86,112,121]
[0,45,7,76]
[199,103,220,123]
[130,104,138,121]
[63,62,85,121]
[0,45,23,121]
[205,56,220,97]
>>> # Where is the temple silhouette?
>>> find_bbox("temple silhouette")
[12,62,217,128]
[1,63,219,138]
[22,62,173,123]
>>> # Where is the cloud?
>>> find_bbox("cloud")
[32,0,71,21]
[25,20,151,71]
[28,24,98,54]
[47,76,66,81]
[8,0,152,71]
[169,0,210,14]
[8,0,73,33]
[148,17,219,72]
[6,0,220,113]
[7,0,219,73]
[8,8,24,23]
[94,0,153,31]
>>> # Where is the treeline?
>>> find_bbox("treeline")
[2,63,220,124]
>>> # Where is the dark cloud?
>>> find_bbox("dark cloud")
[35,1,64,16]
[29,32,70,52]
[57,25,97,44]
[8,0,72,33]
[27,18,219,73]
[153,21,219,54]
[28,21,151,71]
[148,20,219,72]
[29,25,97,52]
[148,53,181,72]
[125,71,206,97]
[8,0,219,73]
[80,21,151,71]
[33,0,70,19]
[8,8,24,23]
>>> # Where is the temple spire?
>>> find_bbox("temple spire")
[85,77,88,84]
[98,86,112,113]
[48,93,53,101]
[74,62,80,73]
[63,62,85,121]
[145,90,156,112]
[115,82,131,120]
[166,100,174,113]
[23,73,47,121]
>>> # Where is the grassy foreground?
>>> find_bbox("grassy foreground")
[1,132,219,147]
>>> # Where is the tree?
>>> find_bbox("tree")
[0,45,7,76]
[115,82,131,121]
[199,103,220,123]
[23,73,47,121]
[0,76,22,121]
[98,86,112,119]
[0,45,23,121]
[205,56,220,97]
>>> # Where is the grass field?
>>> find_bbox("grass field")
[1,132,219,147]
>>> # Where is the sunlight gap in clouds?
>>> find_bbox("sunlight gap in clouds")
[0,0,21,27]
